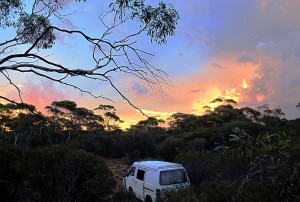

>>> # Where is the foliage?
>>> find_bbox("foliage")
[1,98,300,201]
[192,180,283,202]
[110,0,179,44]
[24,145,115,202]
[183,138,207,152]
[156,137,184,161]
[218,121,265,138]
[168,113,202,131]
[182,128,217,142]
[158,187,200,202]
[94,104,122,131]
[215,128,299,200]
[175,151,215,185]
[119,132,159,160]
[0,144,24,201]
[112,189,138,202]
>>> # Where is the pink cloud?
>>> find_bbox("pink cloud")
[6,79,66,114]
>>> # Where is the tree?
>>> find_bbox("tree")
[94,104,122,131]
[46,100,104,143]
[256,104,287,132]
[168,112,200,131]
[0,0,179,113]
[210,98,223,104]
[138,117,158,127]
[11,112,46,150]
[0,103,46,149]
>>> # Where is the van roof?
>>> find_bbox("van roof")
[133,161,183,170]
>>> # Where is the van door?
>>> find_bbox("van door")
[125,166,136,192]
[134,169,146,200]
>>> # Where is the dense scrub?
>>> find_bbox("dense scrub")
[0,100,300,201]
[0,144,115,201]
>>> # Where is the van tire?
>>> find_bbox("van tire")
[129,187,133,194]
[146,195,152,202]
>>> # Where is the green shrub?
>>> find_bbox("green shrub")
[175,151,217,185]
[0,144,25,201]
[125,149,141,164]
[158,187,201,202]
[194,181,234,202]
[183,128,217,142]
[183,138,207,152]
[218,121,265,138]
[156,137,184,162]
[24,145,115,202]
[119,133,158,159]
[176,151,246,185]
[112,189,139,202]
[191,180,283,202]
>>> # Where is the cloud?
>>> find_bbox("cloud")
[117,0,300,121]
[138,109,175,118]
[6,79,66,114]
[235,32,300,118]
[237,52,258,64]
[177,52,185,61]
[130,82,148,95]
[210,63,226,69]
[189,89,206,94]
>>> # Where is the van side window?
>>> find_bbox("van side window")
[136,169,145,181]
[160,169,187,185]
[128,167,136,176]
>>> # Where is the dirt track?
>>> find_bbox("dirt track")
[104,158,130,192]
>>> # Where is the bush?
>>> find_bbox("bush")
[183,128,218,142]
[183,138,207,152]
[125,149,141,164]
[218,121,265,138]
[158,187,201,202]
[193,181,236,202]
[112,189,139,202]
[0,144,25,201]
[156,137,184,162]
[176,150,246,185]
[120,133,161,160]
[24,145,116,202]
[175,151,217,185]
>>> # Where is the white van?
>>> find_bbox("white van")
[123,161,190,202]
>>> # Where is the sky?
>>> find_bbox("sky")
[1,0,300,129]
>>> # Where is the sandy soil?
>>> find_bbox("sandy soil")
[104,158,130,192]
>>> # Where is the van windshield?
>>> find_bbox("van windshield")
[159,169,188,185]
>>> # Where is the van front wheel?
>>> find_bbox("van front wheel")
[146,196,152,202]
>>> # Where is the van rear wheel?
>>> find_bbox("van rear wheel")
[146,196,152,202]
[128,187,133,194]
